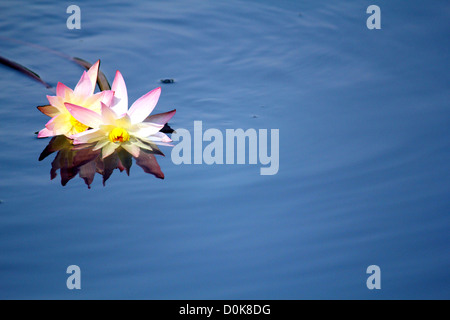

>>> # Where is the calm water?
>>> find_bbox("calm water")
[0,0,449,299]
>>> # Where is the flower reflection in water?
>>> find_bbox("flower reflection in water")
[39,135,165,188]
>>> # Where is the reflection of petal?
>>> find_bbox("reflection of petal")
[39,137,58,161]
[39,135,167,187]
[134,150,164,179]
[40,136,100,187]
[79,161,97,189]
[102,151,119,185]
[71,142,97,151]
[117,147,132,175]
[117,159,125,172]
[39,136,73,160]
[135,139,165,156]
[73,147,101,167]
[60,165,79,186]
[50,152,62,180]
[50,150,77,186]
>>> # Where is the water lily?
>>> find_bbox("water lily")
[67,71,176,159]
[37,60,114,138]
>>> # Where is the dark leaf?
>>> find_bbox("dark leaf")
[0,55,52,88]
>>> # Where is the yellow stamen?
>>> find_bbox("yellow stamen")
[70,116,89,133]
[109,127,130,143]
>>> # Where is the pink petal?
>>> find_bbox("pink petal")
[37,127,54,138]
[44,115,60,130]
[145,109,176,125]
[46,95,65,110]
[65,103,103,128]
[128,87,161,124]
[74,71,94,98]
[111,71,128,115]
[56,82,73,99]
[100,90,115,106]
[101,102,118,125]
[86,60,100,90]
[83,91,108,111]
[47,116,71,136]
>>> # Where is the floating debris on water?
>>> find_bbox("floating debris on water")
[161,123,174,133]
[160,79,175,84]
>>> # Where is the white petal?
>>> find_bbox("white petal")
[131,122,163,138]
[72,128,104,144]
[111,71,128,115]
[128,87,161,124]
[86,60,100,90]
[102,142,120,159]
[150,131,172,142]
[92,138,111,151]
[101,102,118,125]
[74,71,94,98]
[121,143,140,157]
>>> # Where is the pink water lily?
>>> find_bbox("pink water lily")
[67,71,176,159]
[37,60,114,138]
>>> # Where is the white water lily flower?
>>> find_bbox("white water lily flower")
[67,71,175,158]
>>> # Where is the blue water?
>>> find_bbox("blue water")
[0,0,449,299]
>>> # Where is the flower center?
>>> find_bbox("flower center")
[70,116,89,133]
[109,127,130,143]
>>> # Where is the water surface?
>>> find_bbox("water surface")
[0,0,449,299]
